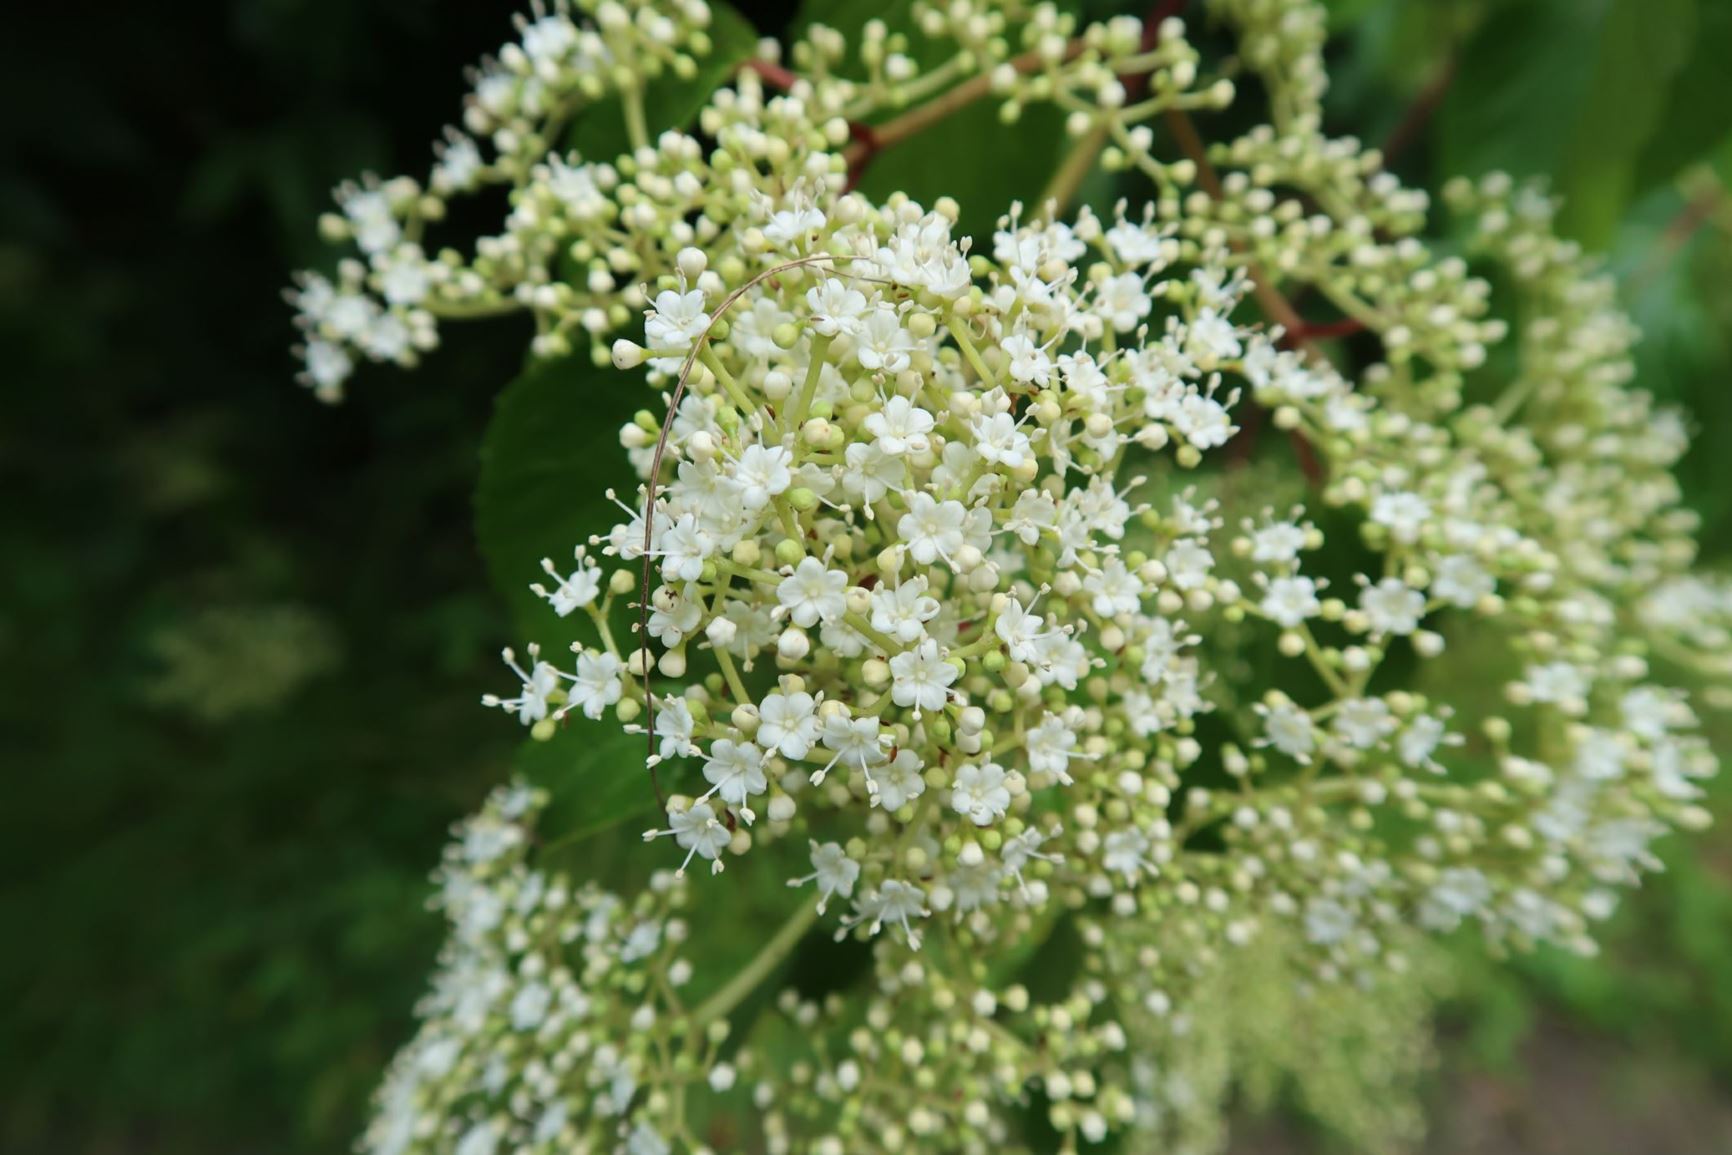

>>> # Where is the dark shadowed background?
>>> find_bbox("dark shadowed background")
[3,1,1730,1152]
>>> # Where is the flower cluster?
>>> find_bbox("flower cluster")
[298,1,1730,1152]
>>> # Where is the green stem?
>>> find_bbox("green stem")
[1040,118,1111,215]
[714,645,753,706]
[844,609,903,656]
[786,333,833,431]
[622,82,651,153]
[690,901,820,1030]
[946,322,997,390]
[702,347,760,421]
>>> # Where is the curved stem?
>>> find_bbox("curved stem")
[690,900,821,1030]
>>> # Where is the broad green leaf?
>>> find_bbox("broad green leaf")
[1437,0,1612,182]
[474,353,645,650]
[518,719,664,851]
[1437,0,1695,249]
[854,101,1073,243]
[567,0,758,162]
[1632,2,1732,195]
[1553,0,1694,247]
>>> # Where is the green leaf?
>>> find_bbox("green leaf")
[567,1,758,162]
[516,719,664,851]
[474,353,644,650]
[1436,0,1609,184]
[793,0,1071,241]
[1554,0,1695,247]
[1437,0,1696,249]
[1632,3,1732,195]
[855,102,1072,243]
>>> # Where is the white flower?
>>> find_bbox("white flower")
[1005,489,1058,545]
[996,597,1055,665]
[1096,271,1152,332]
[1002,332,1054,385]
[850,879,930,949]
[791,840,859,913]
[970,411,1034,468]
[1399,714,1451,770]
[1027,714,1079,784]
[341,187,400,255]
[856,308,915,373]
[870,575,940,643]
[1526,661,1589,705]
[455,1120,499,1155]
[1418,867,1491,931]
[1249,518,1308,564]
[546,156,608,219]
[647,802,731,876]
[1573,730,1627,781]
[1261,574,1320,628]
[1359,577,1425,635]
[653,696,699,761]
[950,761,1011,825]
[625,1123,670,1155]
[1332,697,1395,749]
[888,639,957,716]
[703,739,768,810]
[873,748,926,811]
[842,441,907,503]
[806,279,868,336]
[1258,699,1316,761]
[483,646,561,725]
[1084,558,1144,617]
[758,690,820,760]
[301,340,352,395]
[732,444,793,509]
[1105,219,1171,266]
[776,558,848,628]
[656,514,711,583]
[519,14,577,63]
[647,588,701,646]
[531,548,601,616]
[1432,554,1493,607]
[1303,898,1355,945]
[644,288,709,372]
[509,981,550,1030]
[1184,309,1241,367]
[864,395,936,455]
[817,713,885,781]
[1164,539,1214,590]
[1370,491,1431,545]
[568,650,624,720]
[897,492,969,566]
[1102,828,1153,882]
[764,205,826,248]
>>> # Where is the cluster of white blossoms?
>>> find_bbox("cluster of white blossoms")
[298,1,1732,1152]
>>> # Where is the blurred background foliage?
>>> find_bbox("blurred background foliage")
[2,0,1729,1152]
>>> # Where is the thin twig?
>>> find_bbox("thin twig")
[1165,106,1327,485]
[1379,56,1456,166]
[841,42,1085,187]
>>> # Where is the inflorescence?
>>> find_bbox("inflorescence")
[295,2,1732,1152]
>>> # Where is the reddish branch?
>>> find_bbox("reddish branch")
[1380,56,1456,165]
[1165,108,1340,486]
[741,57,800,92]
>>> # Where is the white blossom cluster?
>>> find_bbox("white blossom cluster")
[297,1,1732,1152]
